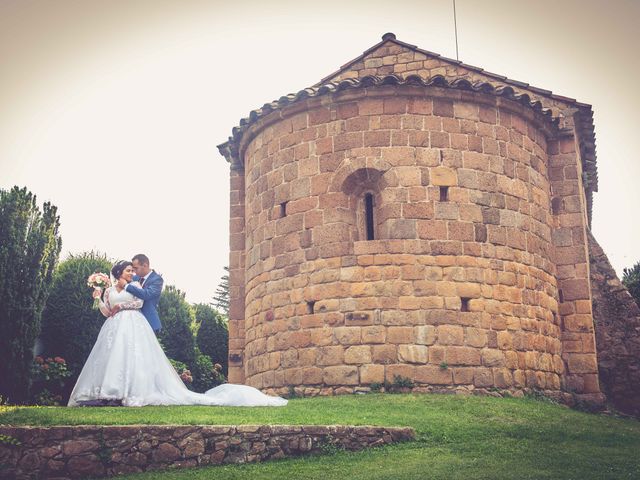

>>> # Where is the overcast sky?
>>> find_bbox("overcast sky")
[1,0,638,304]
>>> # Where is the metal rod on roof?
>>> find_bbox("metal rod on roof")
[453,0,459,60]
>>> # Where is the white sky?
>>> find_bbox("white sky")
[1,0,638,304]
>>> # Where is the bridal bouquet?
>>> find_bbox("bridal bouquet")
[87,272,111,310]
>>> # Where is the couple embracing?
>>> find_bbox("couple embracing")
[68,255,287,408]
[103,254,163,333]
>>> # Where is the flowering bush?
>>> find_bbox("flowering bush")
[169,358,193,387]
[212,362,226,385]
[189,349,219,392]
[169,355,226,392]
[33,356,71,382]
[180,371,194,384]
[31,356,72,405]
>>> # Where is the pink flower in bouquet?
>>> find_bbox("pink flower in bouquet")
[35,356,44,364]
[41,364,49,371]
[87,272,111,310]
[87,272,111,288]
[54,357,65,364]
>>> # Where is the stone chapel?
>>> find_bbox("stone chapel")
[218,33,640,415]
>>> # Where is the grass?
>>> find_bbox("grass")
[1,394,639,479]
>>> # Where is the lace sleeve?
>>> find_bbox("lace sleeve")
[98,287,112,317]
[118,282,144,310]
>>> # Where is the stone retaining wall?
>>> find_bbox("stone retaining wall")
[0,424,414,479]
[588,231,640,416]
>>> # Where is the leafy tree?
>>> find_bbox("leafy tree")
[211,266,229,315]
[158,285,196,366]
[622,261,640,307]
[195,303,229,375]
[40,252,112,387]
[0,186,62,403]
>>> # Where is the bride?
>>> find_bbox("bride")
[68,260,287,407]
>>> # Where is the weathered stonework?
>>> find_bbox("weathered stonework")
[589,231,640,415]
[0,424,414,479]
[218,33,612,409]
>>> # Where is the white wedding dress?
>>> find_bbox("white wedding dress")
[68,283,287,407]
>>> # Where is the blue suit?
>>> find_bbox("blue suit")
[126,271,164,331]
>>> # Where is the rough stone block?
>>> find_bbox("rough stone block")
[481,348,505,367]
[415,366,452,384]
[323,366,359,385]
[334,327,362,345]
[446,346,481,366]
[387,326,414,344]
[316,346,344,366]
[465,328,487,348]
[360,364,385,384]
[385,364,416,383]
[372,345,398,364]
[415,325,436,345]
[566,354,598,374]
[398,345,429,364]
[344,346,372,364]
[493,368,513,388]
[433,99,454,117]
[437,325,464,345]
[430,166,457,186]
[473,367,494,387]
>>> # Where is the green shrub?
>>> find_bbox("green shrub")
[158,286,196,366]
[392,375,415,389]
[194,303,229,375]
[373,375,415,394]
[189,348,225,392]
[0,186,62,403]
[40,251,112,389]
[370,382,383,393]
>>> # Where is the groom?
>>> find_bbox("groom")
[123,253,164,332]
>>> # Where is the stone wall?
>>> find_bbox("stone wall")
[235,83,585,400]
[228,167,247,383]
[0,424,414,479]
[589,231,640,415]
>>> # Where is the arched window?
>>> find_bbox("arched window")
[364,192,375,240]
[338,166,387,242]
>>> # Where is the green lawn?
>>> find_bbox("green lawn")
[1,394,639,479]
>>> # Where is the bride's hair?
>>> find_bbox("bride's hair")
[111,260,133,280]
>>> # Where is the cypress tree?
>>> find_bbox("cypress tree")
[0,186,62,403]
[194,303,229,375]
[211,267,229,315]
